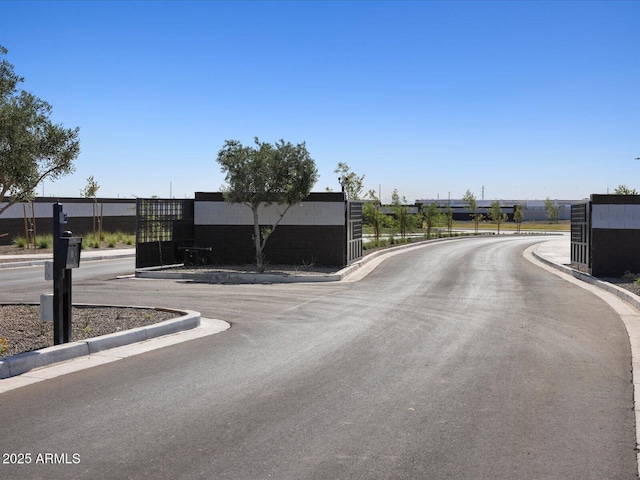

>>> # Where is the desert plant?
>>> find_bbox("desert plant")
[104,233,118,248]
[81,317,92,335]
[84,233,101,249]
[0,337,8,357]
[36,234,53,249]
[12,236,27,248]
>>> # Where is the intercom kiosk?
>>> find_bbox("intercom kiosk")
[52,203,82,345]
[57,235,82,269]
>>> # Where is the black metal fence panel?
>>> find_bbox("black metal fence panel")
[348,201,363,264]
[136,199,194,268]
[570,202,589,270]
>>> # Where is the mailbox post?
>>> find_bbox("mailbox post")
[52,203,82,345]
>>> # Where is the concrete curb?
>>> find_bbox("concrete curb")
[0,307,200,379]
[530,242,640,476]
[136,267,342,284]
[335,235,480,281]
[531,248,640,311]
[136,235,500,284]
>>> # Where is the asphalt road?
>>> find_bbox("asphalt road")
[0,257,135,291]
[0,236,637,479]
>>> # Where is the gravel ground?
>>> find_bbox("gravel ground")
[0,305,179,359]
[601,277,640,297]
[0,244,175,359]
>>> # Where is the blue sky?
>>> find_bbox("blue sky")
[3,0,639,202]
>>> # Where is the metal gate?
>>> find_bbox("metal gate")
[347,201,363,264]
[570,202,589,270]
[136,199,194,268]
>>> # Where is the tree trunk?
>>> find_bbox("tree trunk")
[252,206,264,272]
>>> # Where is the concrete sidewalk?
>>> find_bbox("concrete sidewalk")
[0,248,136,268]
[533,236,570,266]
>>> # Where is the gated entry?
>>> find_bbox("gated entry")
[136,199,194,268]
[137,194,362,268]
[570,202,589,270]
[347,201,363,264]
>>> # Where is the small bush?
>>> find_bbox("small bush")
[364,238,390,250]
[12,236,28,248]
[36,234,53,249]
[83,232,100,248]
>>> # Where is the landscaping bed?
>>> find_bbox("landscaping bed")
[0,305,178,359]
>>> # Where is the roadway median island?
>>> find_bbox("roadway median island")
[134,234,497,284]
[0,305,201,378]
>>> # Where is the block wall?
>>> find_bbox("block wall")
[193,192,347,266]
[589,195,640,277]
[0,198,136,244]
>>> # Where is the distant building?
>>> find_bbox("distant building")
[414,198,584,221]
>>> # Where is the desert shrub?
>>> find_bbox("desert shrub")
[12,236,27,248]
[36,234,53,249]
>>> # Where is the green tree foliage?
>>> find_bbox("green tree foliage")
[423,202,443,238]
[462,189,481,233]
[544,197,558,223]
[0,46,80,215]
[216,137,318,272]
[81,175,101,236]
[334,162,365,200]
[363,189,383,243]
[488,200,508,234]
[613,184,638,195]
[391,188,409,238]
[80,175,99,198]
[445,202,454,235]
[513,204,524,233]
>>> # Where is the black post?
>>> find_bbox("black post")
[52,203,73,345]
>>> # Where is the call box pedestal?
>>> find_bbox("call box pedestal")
[52,203,82,345]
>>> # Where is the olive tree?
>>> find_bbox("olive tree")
[462,189,481,233]
[0,46,80,215]
[423,202,443,239]
[81,175,101,237]
[544,197,558,223]
[613,184,638,195]
[513,204,524,233]
[363,189,383,244]
[216,137,318,272]
[445,202,454,235]
[488,200,508,234]
[334,162,365,200]
[391,189,409,238]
